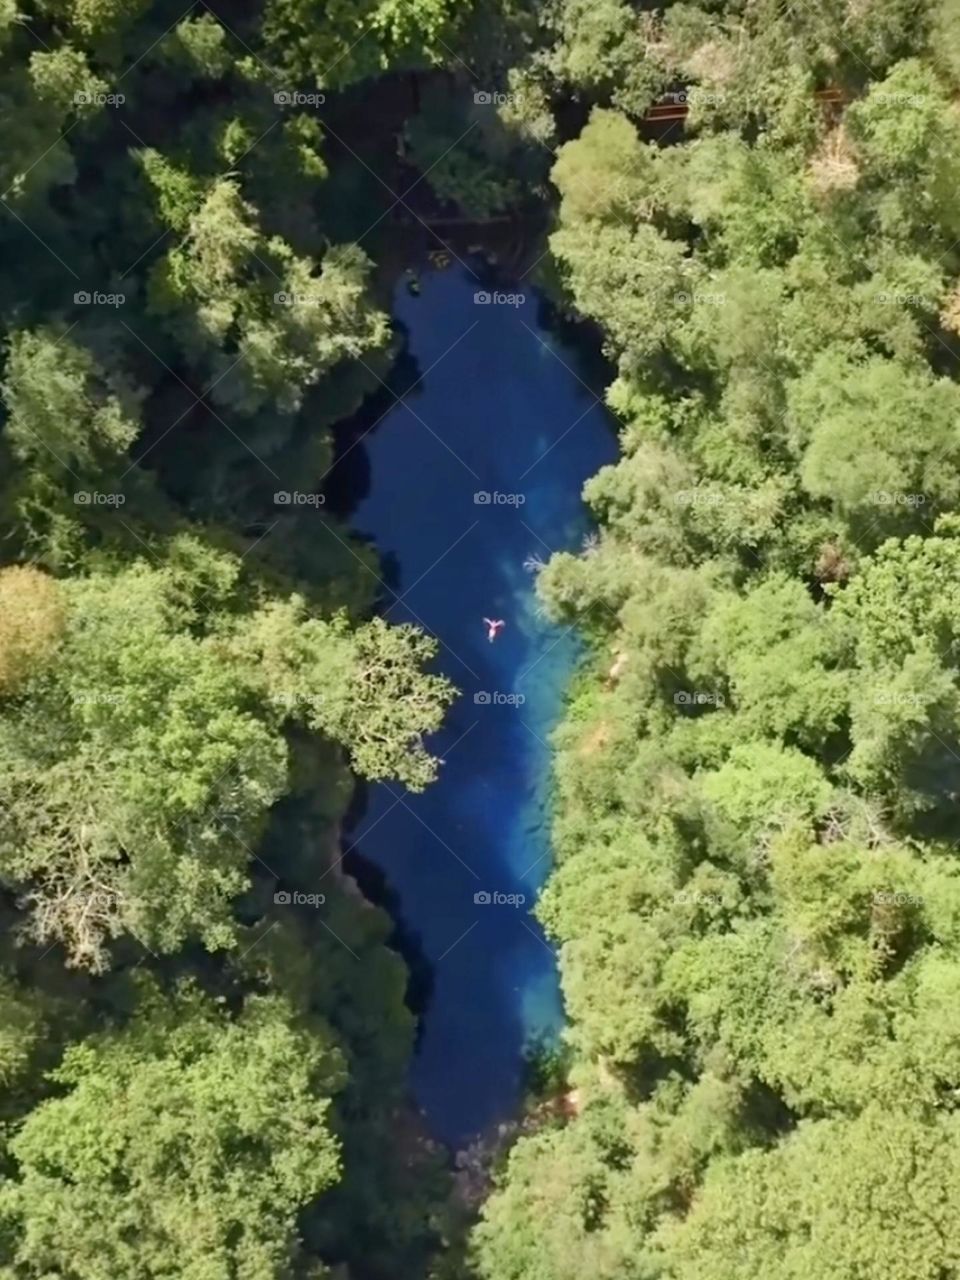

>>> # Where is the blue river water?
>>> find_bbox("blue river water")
[348,266,617,1146]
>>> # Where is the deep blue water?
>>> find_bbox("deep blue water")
[349,267,617,1146]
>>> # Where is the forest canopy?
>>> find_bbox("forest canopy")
[0,1,461,1276]
[468,2,960,1279]
[1,0,960,1277]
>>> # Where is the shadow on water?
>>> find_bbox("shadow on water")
[324,341,423,519]
[341,841,436,1035]
[336,263,619,1147]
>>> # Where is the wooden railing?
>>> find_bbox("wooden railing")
[643,85,846,123]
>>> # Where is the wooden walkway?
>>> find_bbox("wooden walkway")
[643,85,846,123]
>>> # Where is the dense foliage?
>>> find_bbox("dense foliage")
[467,2,960,1279]
[4,0,960,1275]
[0,1,465,1277]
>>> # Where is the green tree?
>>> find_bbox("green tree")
[0,983,345,1280]
[0,556,451,968]
[3,329,140,472]
[660,1106,960,1280]
[148,180,390,416]
[789,351,960,519]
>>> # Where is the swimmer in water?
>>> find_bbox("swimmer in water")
[484,618,505,643]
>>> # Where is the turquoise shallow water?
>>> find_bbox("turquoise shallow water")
[348,266,618,1145]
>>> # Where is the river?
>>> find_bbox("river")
[345,265,617,1146]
